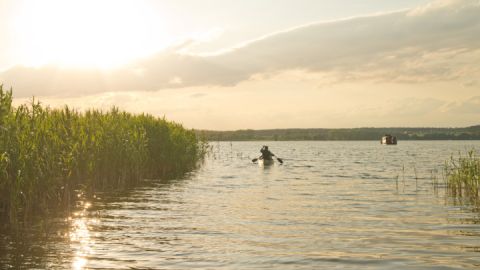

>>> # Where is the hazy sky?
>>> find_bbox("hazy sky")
[0,0,479,130]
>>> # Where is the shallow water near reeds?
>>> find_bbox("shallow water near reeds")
[2,141,480,269]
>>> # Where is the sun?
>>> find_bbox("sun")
[13,0,166,69]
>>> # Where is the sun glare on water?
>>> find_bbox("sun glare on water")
[13,0,166,69]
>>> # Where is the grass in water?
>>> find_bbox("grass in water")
[0,86,207,225]
[445,150,480,208]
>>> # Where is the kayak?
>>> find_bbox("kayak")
[259,158,275,166]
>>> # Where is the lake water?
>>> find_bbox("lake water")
[1,141,480,269]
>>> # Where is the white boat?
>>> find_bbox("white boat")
[381,134,397,145]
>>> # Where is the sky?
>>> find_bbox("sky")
[0,0,479,130]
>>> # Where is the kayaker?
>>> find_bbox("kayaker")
[252,146,283,164]
[260,145,275,160]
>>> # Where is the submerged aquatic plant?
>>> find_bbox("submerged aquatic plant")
[0,86,206,224]
[445,150,480,208]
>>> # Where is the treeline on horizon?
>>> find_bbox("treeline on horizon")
[198,126,480,141]
[0,86,206,225]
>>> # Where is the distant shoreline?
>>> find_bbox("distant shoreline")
[196,126,480,141]
[203,139,480,142]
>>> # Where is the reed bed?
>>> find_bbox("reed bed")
[445,150,480,208]
[0,86,206,224]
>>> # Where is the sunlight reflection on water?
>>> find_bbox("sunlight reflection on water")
[70,202,94,270]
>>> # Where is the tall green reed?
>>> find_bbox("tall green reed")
[445,150,480,208]
[0,85,206,224]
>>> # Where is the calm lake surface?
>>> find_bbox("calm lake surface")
[2,141,480,269]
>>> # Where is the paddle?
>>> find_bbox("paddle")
[252,156,283,164]
[275,156,284,164]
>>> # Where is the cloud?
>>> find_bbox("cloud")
[446,96,480,114]
[1,0,480,97]
[190,92,207,98]
[210,0,480,83]
[384,97,447,117]
[0,65,110,97]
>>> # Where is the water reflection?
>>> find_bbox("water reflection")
[62,177,194,269]
[1,141,480,269]
[70,202,94,270]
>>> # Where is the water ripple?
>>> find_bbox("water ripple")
[2,141,480,269]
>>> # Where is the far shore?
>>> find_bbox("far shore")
[196,126,480,141]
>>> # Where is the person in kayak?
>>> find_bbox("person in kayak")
[252,146,283,164]
[260,145,275,160]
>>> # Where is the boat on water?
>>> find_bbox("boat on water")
[259,158,275,166]
[252,146,283,165]
[381,134,397,145]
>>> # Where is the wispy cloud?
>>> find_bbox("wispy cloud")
[1,0,479,97]
[445,96,480,113]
